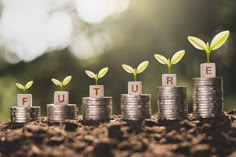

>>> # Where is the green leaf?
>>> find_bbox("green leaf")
[136,61,149,74]
[210,30,230,51]
[85,70,97,78]
[154,54,168,65]
[171,50,185,64]
[16,83,24,90]
[98,67,109,78]
[62,76,72,86]
[187,36,207,51]
[122,64,134,73]
[51,79,61,86]
[25,81,33,89]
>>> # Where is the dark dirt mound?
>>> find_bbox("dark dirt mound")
[0,111,236,157]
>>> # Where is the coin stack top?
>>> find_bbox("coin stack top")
[121,94,151,122]
[193,77,224,118]
[157,86,188,120]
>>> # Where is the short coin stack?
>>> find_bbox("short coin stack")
[11,106,41,123]
[47,104,78,123]
[82,97,112,122]
[157,87,188,120]
[121,94,151,121]
[193,77,224,118]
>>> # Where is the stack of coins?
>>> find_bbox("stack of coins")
[47,104,78,123]
[157,87,188,120]
[11,106,41,123]
[82,97,112,122]
[193,77,224,118]
[121,94,151,121]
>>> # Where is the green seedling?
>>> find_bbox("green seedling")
[122,61,149,81]
[85,67,109,85]
[51,76,72,90]
[188,30,230,63]
[154,50,185,74]
[16,81,33,93]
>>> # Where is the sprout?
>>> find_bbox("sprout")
[188,30,230,63]
[122,61,149,81]
[154,50,185,74]
[51,76,72,90]
[16,81,33,93]
[85,67,109,85]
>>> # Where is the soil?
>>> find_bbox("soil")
[0,110,236,157]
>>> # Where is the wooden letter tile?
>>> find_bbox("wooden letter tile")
[162,74,176,87]
[200,63,216,78]
[89,85,104,98]
[128,81,142,94]
[54,91,69,105]
[17,94,32,107]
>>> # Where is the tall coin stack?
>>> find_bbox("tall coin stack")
[11,94,41,124]
[121,94,151,121]
[193,63,224,118]
[157,86,187,120]
[82,85,112,123]
[157,74,188,120]
[11,106,41,123]
[47,91,78,123]
[121,81,151,122]
[82,97,112,122]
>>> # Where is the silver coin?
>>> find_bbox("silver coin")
[159,111,187,115]
[83,114,110,117]
[83,104,112,107]
[82,103,112,107]
[121,111,146,115]
[193,91,223,94]
[49,116,77,119]
[193,77,223,81]
[47,107,77,110]
[196,113,221,118]
[159,112,186,116]
[195,106,222,109]
[83,111,110,116]
[48,109,77,113]
[158,115,186,119]
[158,95,187,99]
[157,91,187,94]
[11,117,32,120]
[121,104,150,108]
[121,111,147,115]
[195,110,221,113]
[157,86,187,90]
[122,115,145,119]
[82,97,112,103]
[121,95,150,99]
[159,108,188,112]
[83,110,111,113]
[159,108,186,112]
[83,107,111,110]
[193,82,222,86]
[121,94,150,97]
[122,114,148,118]
[158,102,187,105]
[82,108,111,111]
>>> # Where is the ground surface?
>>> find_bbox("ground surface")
[0,111,236,157]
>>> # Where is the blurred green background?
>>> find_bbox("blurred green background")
[0,0,236,121]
